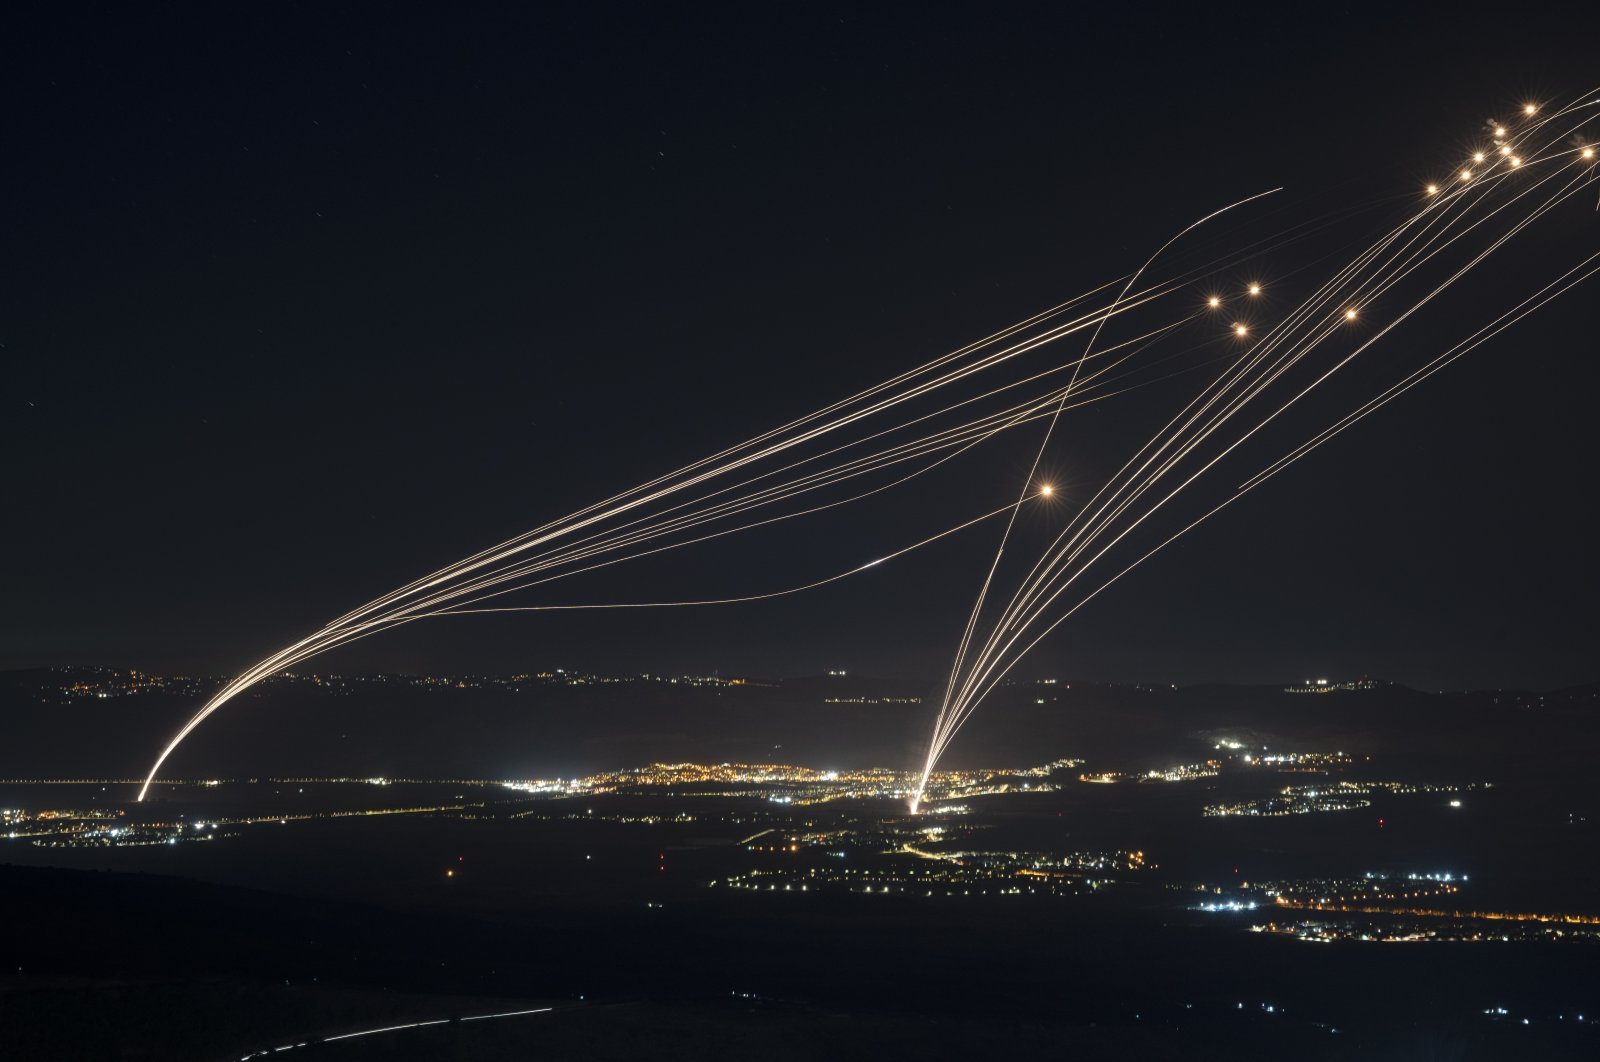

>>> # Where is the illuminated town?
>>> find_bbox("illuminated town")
[5,737,1590,961]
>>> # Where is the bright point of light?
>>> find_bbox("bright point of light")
[1473,152,1485,163]
[1450,799,1462,808]
[1523,103,1537,115]
[1585,148,1596,160]
[1233,323,1248,336]
[1038,484,1054,497]
[1426,184,1438,195]
[1493,126,1506,138]
[1510,157,1521,167]
[1247,284,1261,296]
[1207,296,1220,308]
[1460,169,1472,181]
[1344,308,1357,321]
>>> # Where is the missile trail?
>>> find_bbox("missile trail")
[910,88,1600,810]
[136,88,1599,803]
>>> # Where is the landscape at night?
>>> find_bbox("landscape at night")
[5,5,1598,1059]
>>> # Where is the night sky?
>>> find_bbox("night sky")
[7,5,1597,690]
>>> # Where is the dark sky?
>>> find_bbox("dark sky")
[6,4,1597,690]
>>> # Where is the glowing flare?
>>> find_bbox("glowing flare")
[1523,103,1537,115]
[1584,147,1596,160]
[1207,296,1220,308]
[1344,308,1357,321]
[1426,184,1438,195]
[1460,169,1472,181]
[1247,283,1261,296]
[1510,157,1521,168]
[1233,322,1248,336]
[1473,152,1485,163]
[1038,484,1054,497]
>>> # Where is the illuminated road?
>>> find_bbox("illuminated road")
[232,1004,556,1059]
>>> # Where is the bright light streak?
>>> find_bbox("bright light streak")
[137,88,1600,814]
[910,85,1600,811]
[241,1006,558,1058]
[462,1007,557,1022]
[323,1020,449,1044]
[135,272,1193,798]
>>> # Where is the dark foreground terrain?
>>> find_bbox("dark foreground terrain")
[4,671,1598,1059]
[4,850,1598,1061]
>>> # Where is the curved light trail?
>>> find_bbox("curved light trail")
[910,89,1600,811]
[136,89,1600,803]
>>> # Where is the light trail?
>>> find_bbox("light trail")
[139,88,1598,804]
[139,199,1369,803]
[926,180,1589,777]
[911,88,1600,810]
[233,1005,554,1059]
[433,496,1034,616]
[136,243,1236,797]
[924,190,1283,811]
[928,249,1600,763]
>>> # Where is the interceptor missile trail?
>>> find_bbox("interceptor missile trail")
[136,271,1217,797]
[139,88,1598,802]
[931,189,1284,811]
[909,88,1600,813]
